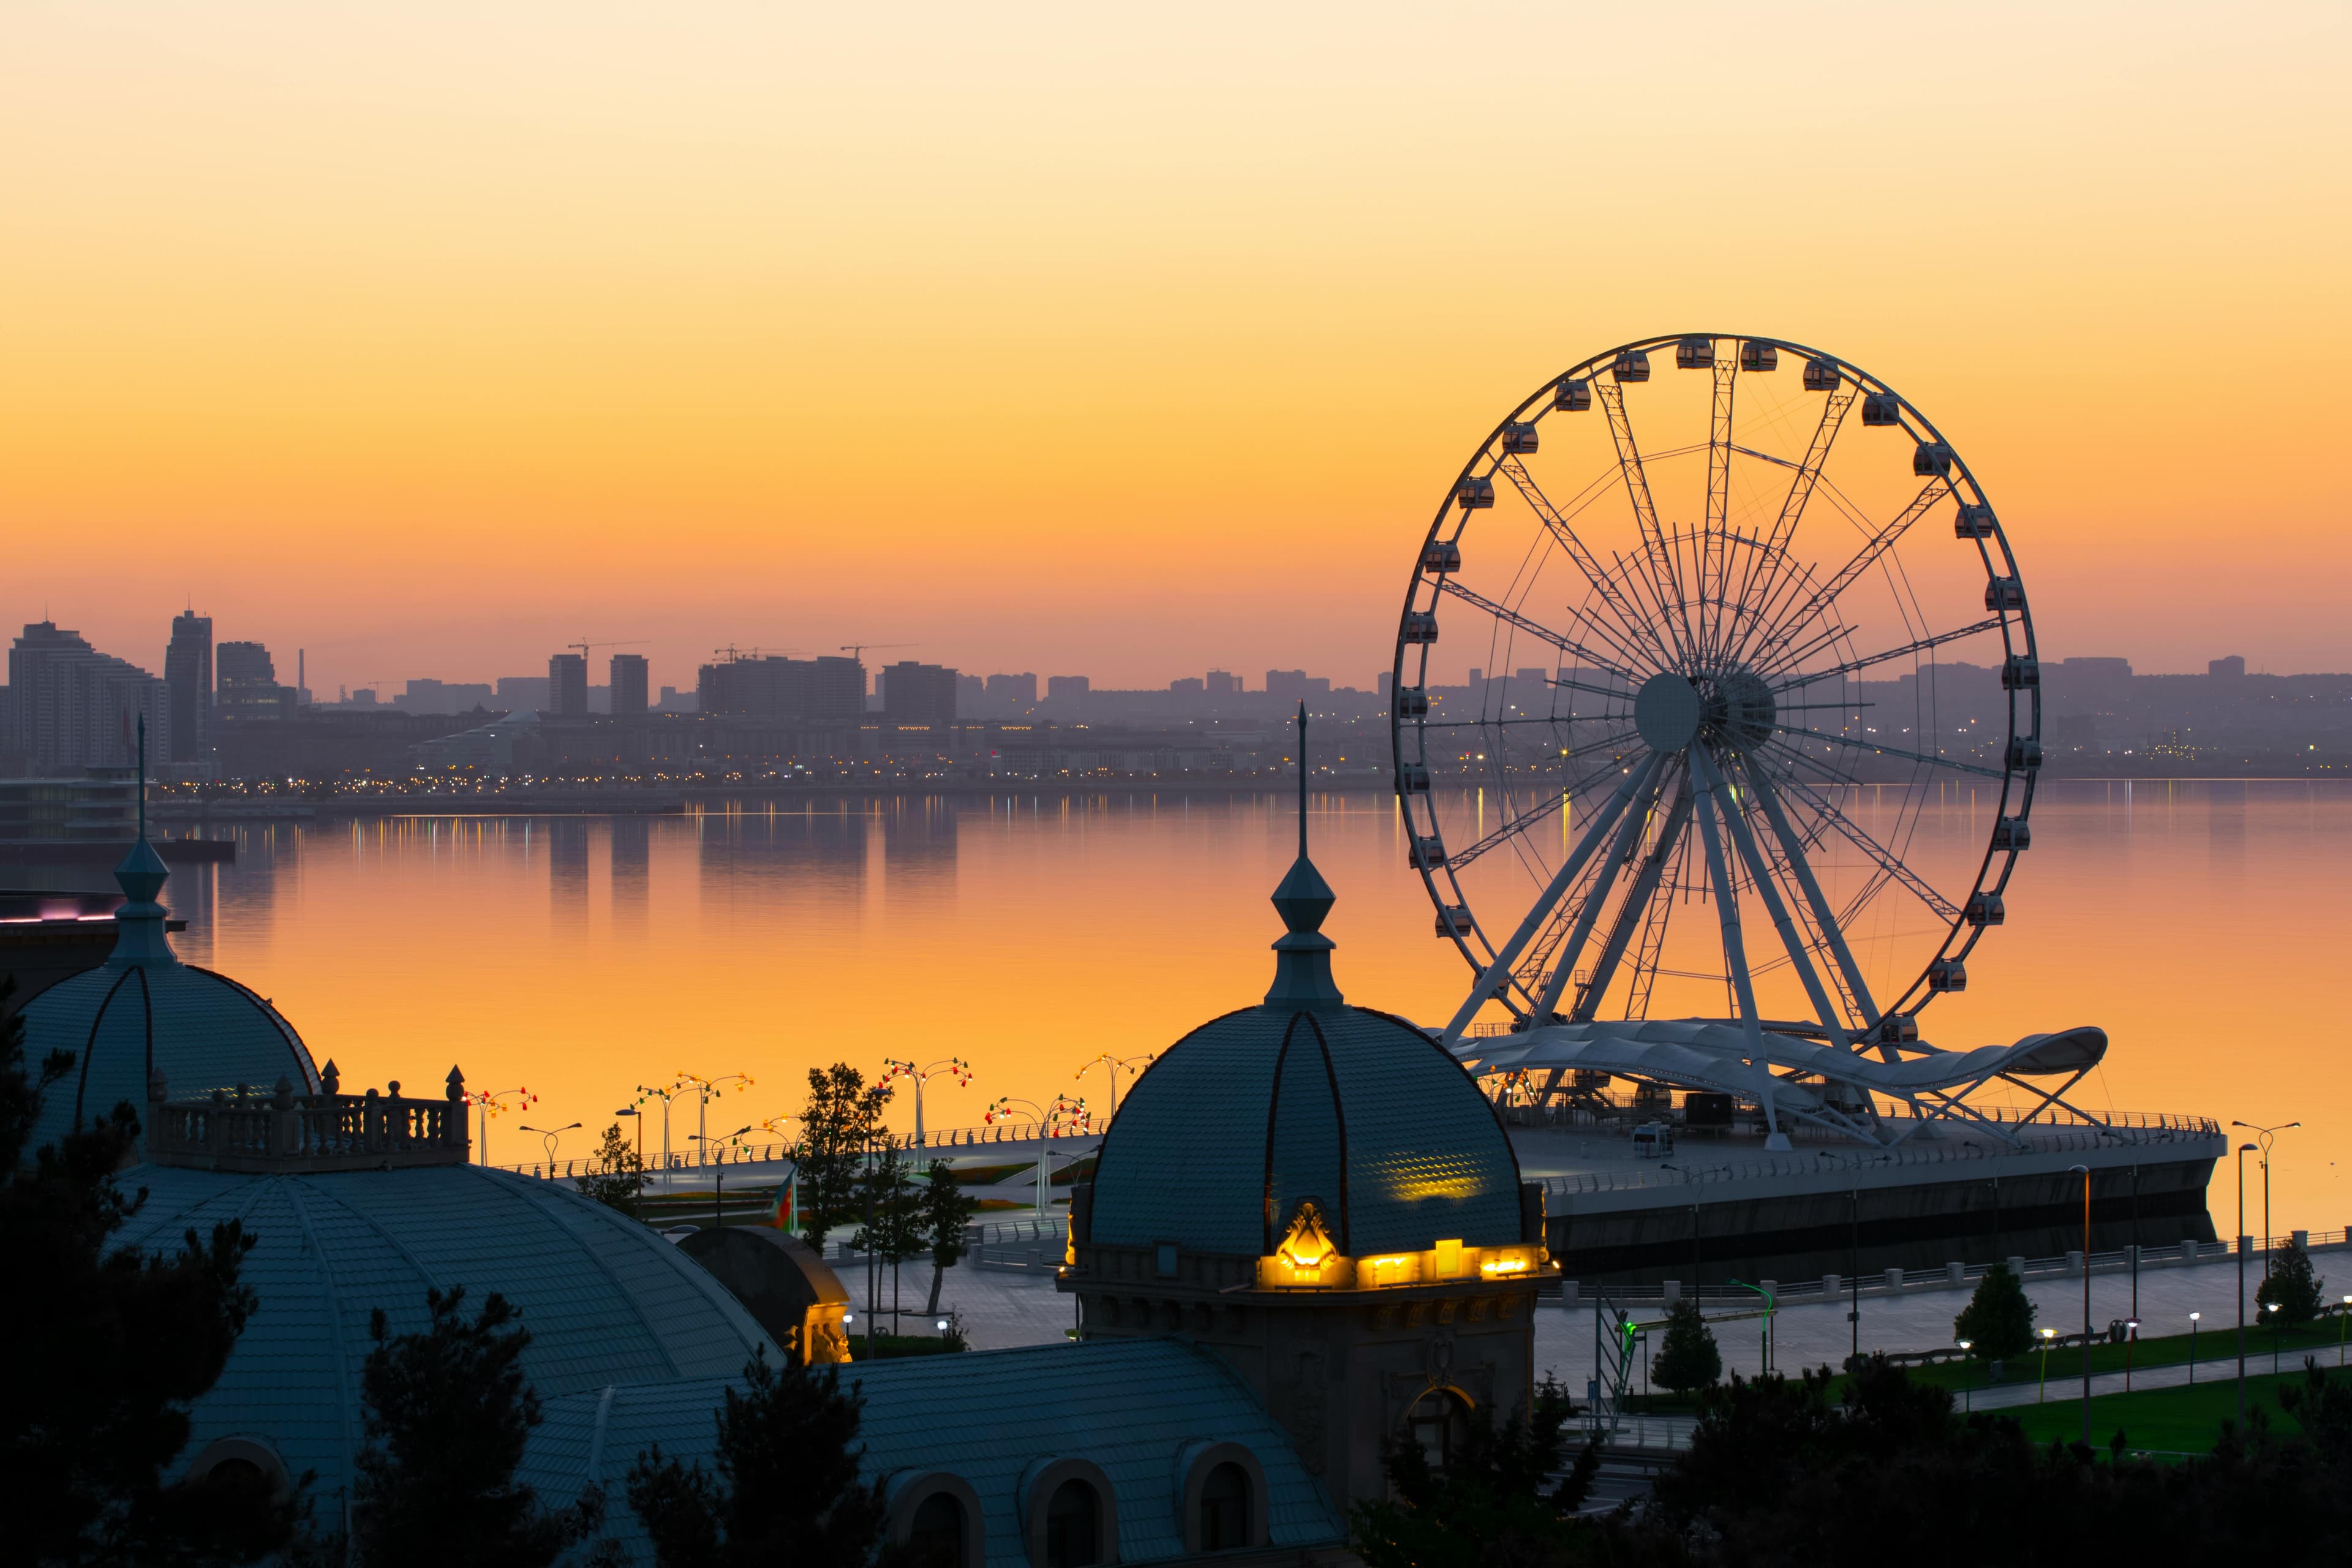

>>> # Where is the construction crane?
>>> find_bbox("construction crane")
[710,645,812,662]
[567,638,648,660]
[839,643,913,663]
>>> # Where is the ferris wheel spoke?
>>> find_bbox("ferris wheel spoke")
[1728,383,1860,657]
[1420,712,1629,731]
[1594,379,1695,663]
[1558,776,1691,1022]
[1770,724,2008,780]
[1439,737,1643,870]
[1442,753,1665,1041]
[1751,747,1962,923]
[1771,616,2004,693]
[1736,758,1887,1032]
[1744,481,1945,669]
[1433,578,1643,683]
[1495,454,1677,671]
[1698,357,1740,663]
[1687,749,1788,1139]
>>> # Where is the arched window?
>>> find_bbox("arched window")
[1406,1389,1471,1469]
[908,1490,966,1568]
[1044,1478,1102,1568]
[1198,1462,1251,1551]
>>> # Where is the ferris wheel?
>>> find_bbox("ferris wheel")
[1396,334,2070,1148]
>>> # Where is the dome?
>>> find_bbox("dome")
[20,839,319,1162]
[111,1160,777,1513]
[1087,723,1523,1261]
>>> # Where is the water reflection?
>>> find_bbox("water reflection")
[153,782,2350,1234]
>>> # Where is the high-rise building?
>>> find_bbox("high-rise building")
[1265,669,1308,700]
[985,673,1038,707]
[1170,676,1206,696]
[549,654,589,718]
[1205,670,1238,695]
[164,611,213,763]
[610,654,650,716]
[957,673,986,708]
[1047,675,1090,700]
[695,653,867,726]
[879,660,958,728]
[2209,654,2247,679]
[216,641,286,722]
[7,622,170,773]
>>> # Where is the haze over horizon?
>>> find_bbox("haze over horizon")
[4,2,2345,695]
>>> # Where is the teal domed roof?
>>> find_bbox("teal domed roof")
[1088,710,1523,1259]
[21,841,318,1162]
[113,1161,777,1511]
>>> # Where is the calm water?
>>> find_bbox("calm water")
[157,781,2350,1232]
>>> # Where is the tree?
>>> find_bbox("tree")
[1651,1298,1722,1397]
[576,1123,645,1217]
[0,974,299,1565]
[920,1159,979,1317]
[791,1066,889,1254]
[1953,1261,2037,1360]
[626,1349,888,1568]
[850,1139,925,1338]
[350,1286,599,1568]
[1350,1376,1600,1568]
[2256,1240,2325,1327]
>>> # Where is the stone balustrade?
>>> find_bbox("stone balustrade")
[147,1063,470,1172]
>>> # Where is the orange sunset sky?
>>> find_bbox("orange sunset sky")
[3,2,2346,694]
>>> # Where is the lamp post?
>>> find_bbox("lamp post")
[2230,1120,2299,1285]
[465,1087,535,1166]
[2069,1163,2091,1447]
[2266,1300,2283,1376]
[1728,1278,1775,1373]
[612,1106,641,1167]
[2038,1326,2057,1403]
[880,1058,973,1147]
[2124,1317,2139,1393]
[633,1081,688,1183]
[520,1121,581,1174]
[1072,1052,1153,1127]
[984,1094,1092,1217]
[1956,1338,1974,1412]
[2236,1139,2258,1428]
[692,1125,753,1228]
[677,1072,755,1166]
[2189,1312,2199,1384]
[2342,1295,2351,1368]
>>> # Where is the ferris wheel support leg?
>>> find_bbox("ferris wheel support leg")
[1528,758,1671,1022]
[1571,788,1693,1023]
[1705,748,1853,1049]
[1441,753,1663,1045]
[1688,746,1790,1152]
[1741,761,1884,1043]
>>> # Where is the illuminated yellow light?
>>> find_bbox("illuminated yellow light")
[1276,1201,1336,1270]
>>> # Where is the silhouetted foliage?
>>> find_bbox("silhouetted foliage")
[793,1066,890,1254]
[2257,1240,2326,1327]
[1951,1261,2037,1360]
[1651,1298,1722,1396]
[576,1122,645,1216]
[350,1286,599,1568]
[921,1157,979,1316]
[1351,1376,1605,1568]
[626,1348,887,1568]
[0,974,300,1566]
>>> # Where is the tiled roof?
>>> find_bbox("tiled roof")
[524,1338,1346,1566]
[1088,1003,1523,1257]
[21,956,320,1161]
[105,1163,777,1525]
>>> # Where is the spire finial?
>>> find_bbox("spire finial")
[1296,700,1308,860]
[1265,698,1341,1009]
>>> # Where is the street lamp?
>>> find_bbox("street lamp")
[2038,1327,2058,1403]
[464,1086,535,1166]
[2124,1317,2140,1393]
[612,1106,642,1168]
[2266,1300,2283,1376]
[2189,1312,2200,1384]
[2230,1120,2298,1284]
[2342,1296,2351,1368]
[677,1072,755,1166]
[520,1121,581,1172]
[2236,1139,2258,1428]
[1956,1338,1975,1412]
[1072,1052,1153,1126]
[633,1081,689,1178]
[691,1125,754,1229]
[984,1095,1091,1217]
[880,1058,973,1147]
[2069,1163,2091,1447]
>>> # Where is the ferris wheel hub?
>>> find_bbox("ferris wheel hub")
[1698,668,1777,753]
[1633,673,1702,750]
